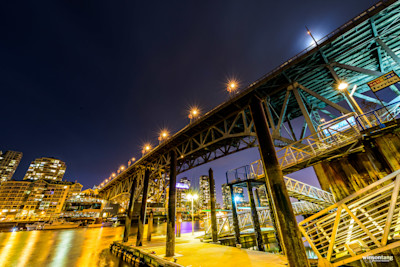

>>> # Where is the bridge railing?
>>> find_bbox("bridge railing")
[298,170,400,267]
[204,208,273,236]
[276,115,361,170]
[356,100,400,131]
[248,160,335,205]
[205,202,325,236]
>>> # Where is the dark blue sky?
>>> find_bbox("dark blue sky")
[1,0,377,201]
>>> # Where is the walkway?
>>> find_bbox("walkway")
[117,232,287,267]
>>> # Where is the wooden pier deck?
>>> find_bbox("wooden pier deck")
[115,232,288,267]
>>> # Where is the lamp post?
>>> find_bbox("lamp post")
[158,130,169,144]
[226,80,238,97]
[337,82,364,115]
[188,108,200,123]
[142,144,152,156]
[187,193,198,235]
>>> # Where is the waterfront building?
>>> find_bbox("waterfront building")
[23,157,66,181]
[177,177,190,209]
[0,179,81,220]
[62,188,104,218]
[199,175,216,210]
[221,183,244,210]
[0,151,23,183]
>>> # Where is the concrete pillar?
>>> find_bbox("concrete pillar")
[123,177,137,243]
[246,181,265,251]
[166,150,177,257]
[136,168,150,246]
[208,168,218,243]
[147,210,153,241]
[249,95,309,267]
[229,184,241,245]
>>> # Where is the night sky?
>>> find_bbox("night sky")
[1,1,377,202]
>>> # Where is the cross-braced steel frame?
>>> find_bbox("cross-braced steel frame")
[100,0,400,205]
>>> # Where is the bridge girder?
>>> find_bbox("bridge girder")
[100,0,400,202]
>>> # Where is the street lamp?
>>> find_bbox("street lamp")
[158,130,169,144]
[226,79,238,95]
[188,108,200,123]
[336,82,364,115]
[187,193,198,235]
[142,144,152,156]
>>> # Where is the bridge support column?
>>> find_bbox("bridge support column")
[314,137,393,201]
[208,168,218,243]
[229,184,241,246]
[249,95,310,267]
[166,150,177,257]
[246,181,265,251]
[147,210,153,241]
[136,168,150,246]
[123,177,137,243]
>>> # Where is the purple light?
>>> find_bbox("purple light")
[176,183,189,189]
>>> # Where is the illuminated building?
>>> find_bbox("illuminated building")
[0,179,82,220]
[199,175,216,210]
[61,189,104,218]
[221,183,244,209]
[0,151,23,183]
[176,177,190,208]
[23,157,66,181]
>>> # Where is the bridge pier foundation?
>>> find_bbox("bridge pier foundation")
[208,168,218,243]
[136,168,150,246]
[249,95,310,266]
[246,181,265,251]
[229,184,241,246]
[123,177,137,243]
[147,210,153,241]
[166,150,177,257]
[314,133,400,201]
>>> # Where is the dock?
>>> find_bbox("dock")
[111,232,287,267]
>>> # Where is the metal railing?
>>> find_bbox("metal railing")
[356,100,400,131]
[298,170,400,266]
[276,114,361,170]
[205,201,324,236]
[248,160,335,205]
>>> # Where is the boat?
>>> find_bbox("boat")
[102,221,113,227]
[26,222,44,231]
[42,220,80,230]
[87,221,103,228]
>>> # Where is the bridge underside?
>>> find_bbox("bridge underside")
[100,0,400,211]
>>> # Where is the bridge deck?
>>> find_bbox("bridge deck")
[115,232,287,267]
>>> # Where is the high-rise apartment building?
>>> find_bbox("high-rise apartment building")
[199,175,216,210]
[0,179,82,220]
[23,157,66,181]
[221,183,244,210]
[177,177,191,208]
[0,151,23,183]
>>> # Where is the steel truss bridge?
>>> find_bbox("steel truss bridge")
[99,0,400,213]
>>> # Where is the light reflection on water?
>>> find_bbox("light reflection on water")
[0,221,201,267]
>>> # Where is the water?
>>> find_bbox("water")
[0,221,201,267]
